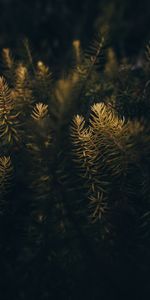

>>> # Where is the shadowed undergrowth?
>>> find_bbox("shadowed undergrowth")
[0,36,150,299]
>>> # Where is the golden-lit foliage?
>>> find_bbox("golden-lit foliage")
[15,64,28,84]
[14,63,31,105]
[36,61,50,77]
[31,103,49,120]
[0,40,150,299]
[35,60,52,91]
[0,76,20,144]
[71,102,150,222]
[0,41,150,226]
[2,48,14,70]
[72,39,81,64]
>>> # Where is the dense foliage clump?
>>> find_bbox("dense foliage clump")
[0,36,150,299]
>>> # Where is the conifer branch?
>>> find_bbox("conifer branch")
[0,77,20,144]
[71,113,109,222]
[77,35,105,102]
[31,103,49,121]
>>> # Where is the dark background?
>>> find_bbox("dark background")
[0,0,150,64]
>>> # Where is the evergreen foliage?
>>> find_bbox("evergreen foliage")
[0,37,150,299]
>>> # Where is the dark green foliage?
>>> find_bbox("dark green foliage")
[0,38,150,300]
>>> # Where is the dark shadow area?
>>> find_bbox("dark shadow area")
[0,0,150,61]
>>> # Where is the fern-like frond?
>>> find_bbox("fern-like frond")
[84,34,105,68]
[89,190,108,223]
[26,103,52,222]
[70,34,106,112]
[71,114,92,177]
[36,61,51,79]
[89,103,126,178]
[90,102,124,133]
[12,63,34,112]
[30,61,52,104]
[15,64,28,87]
[0,77,20,144]
[71,102,150,224]
[71,113,109,222]
[1,48,16,87]
[31,103,49,120]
